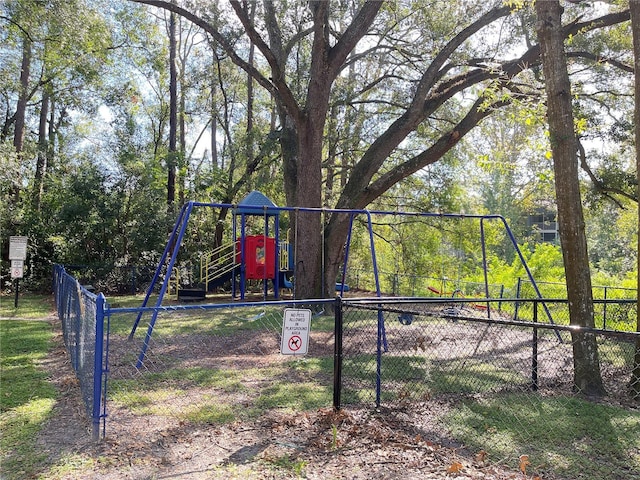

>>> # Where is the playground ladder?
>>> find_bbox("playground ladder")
[200,241,239,289]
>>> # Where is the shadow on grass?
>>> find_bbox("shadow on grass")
[445,394,640,479]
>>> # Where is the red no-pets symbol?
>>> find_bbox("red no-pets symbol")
[288,335,302,352]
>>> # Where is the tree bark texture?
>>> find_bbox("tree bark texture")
[535,0,605,397]
[14,34,31,155]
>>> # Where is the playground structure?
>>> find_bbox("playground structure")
[126,191,567,369]
[133,191,554,311]
[192,190,291,301]
[129,192,555,354]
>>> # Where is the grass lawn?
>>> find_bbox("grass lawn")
[0,293,55,319]
[446,393,640,479]
[0,294,57,480]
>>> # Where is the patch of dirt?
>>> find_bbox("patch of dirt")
[36,318,533,480]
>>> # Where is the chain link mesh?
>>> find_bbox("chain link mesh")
[104,300,334,434]
[338,297,640,471]
[53,265,99,419]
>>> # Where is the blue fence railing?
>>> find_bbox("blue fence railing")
[53,265,107,440]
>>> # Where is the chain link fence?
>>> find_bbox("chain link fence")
[53,265,105,440]
[54,261,640,478]
[335,297,640,476]
[63,264,160,295]
[103,299,336,437]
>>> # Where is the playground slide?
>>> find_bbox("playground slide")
[205,271,233,291]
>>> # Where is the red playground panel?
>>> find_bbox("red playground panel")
[243,235,276,279]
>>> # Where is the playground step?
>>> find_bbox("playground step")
[178,288,206,301]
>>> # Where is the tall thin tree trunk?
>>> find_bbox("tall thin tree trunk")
[536,0,605,397]
[245,0,256,167]
[10,34,31,204]
[211,51,220,170]
[178,25,186,208]
[48,98,56,171]
[629,0,640,400]
[33,91,50,210]
[167,10,178,207]
[14,35,31,154]
[179,87,186,205]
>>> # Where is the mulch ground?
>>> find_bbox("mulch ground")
[34,315,537,480]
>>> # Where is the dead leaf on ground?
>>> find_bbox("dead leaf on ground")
[475,449,487,464]
[446,461,464,474]
[519,454,530,474]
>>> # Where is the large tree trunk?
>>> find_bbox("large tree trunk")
[536,0,606,397]
[629,0,640,401]
[276,1,337,299]
[280,110,324,299]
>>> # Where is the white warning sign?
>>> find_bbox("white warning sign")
[281,308,311,355]
[9,236,28,261]
[11,260,24,279]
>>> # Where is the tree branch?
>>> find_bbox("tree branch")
[328,1,384,74]
[577,139,637,206]
[567,51,633,73]
[130,0,281,105]
[360,95,511,207]
[337,7,631,210]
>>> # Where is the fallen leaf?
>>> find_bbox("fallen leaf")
[446,461,464,474]
[475,449,487,464]
[519,454,530,475]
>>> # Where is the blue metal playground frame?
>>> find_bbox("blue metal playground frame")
[127,200,554,370]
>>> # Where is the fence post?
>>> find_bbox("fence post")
[514,277,522,321]
[531,300,539,391]
[92,293,106,441]
[333,296,343,410]
[603,286,608,330]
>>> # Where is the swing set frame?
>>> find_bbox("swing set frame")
[127,199,553,369]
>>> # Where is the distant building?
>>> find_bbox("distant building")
[527,210,559,243]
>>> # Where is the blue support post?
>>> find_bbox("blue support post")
[339,213,356,294]
[232,212,238,298]
[496,216,562,342]
[263,207,269,299]
[240,214,247,300]
[92,293,106,441]
[365,211,387,406]
[480,218,492,318]
[136,202,195,368]
[129,202,190,339]
[274,212,280,298]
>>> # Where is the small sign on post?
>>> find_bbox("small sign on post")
[11,260,24,279]
[281,308,311,355]
[9,236,28,308]
[9,236,28,261]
